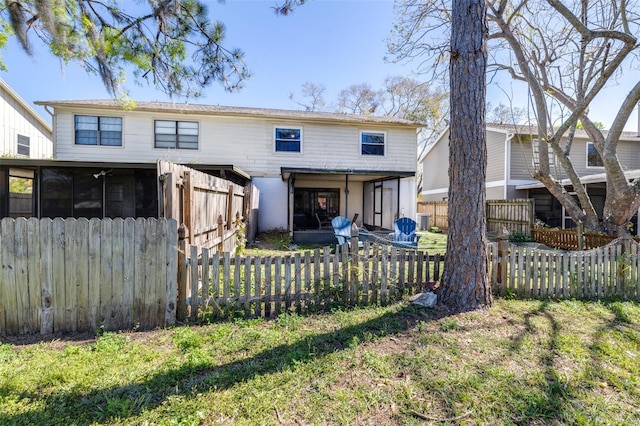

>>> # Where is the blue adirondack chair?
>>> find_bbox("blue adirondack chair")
[332,216,353,247]
[389,217,421,248]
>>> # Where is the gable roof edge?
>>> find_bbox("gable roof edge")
[34,99,424,128]
[0,78,52,132]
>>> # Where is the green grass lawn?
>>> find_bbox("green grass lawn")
[245,229,448,257]
[1,298,639,425]
[417,230,447,254]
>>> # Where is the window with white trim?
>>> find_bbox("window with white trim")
[274,127,301,152]
[361,131,385,156]
[154,120,199,150]
[586,142,604,167]
[532,139,554,167]
[75,115,122,146]
[17,134,30,156]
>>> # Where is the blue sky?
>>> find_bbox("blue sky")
[2,1,415,114]
[0,0,637,132]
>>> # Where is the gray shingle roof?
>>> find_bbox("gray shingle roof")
[486,122,639,140]
[34,99,423,127]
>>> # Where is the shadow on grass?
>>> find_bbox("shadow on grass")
[0,304,441,425]
[504,299,640,424]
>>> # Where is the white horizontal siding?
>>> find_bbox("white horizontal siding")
[53,107,417,177]
[422,130,449,191]
[486,130,505,181]
[510,136,640,181]
[509,138,535,180]
[0,87,52,158]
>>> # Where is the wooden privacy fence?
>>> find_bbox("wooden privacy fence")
[486,199,534,237]
[418,199,535,236]
[417,201,448,229]
[0,217,178,336]
[492,236,640,300]
[159,160,248,253]
[181,241,445,321]
[532,226,640,250]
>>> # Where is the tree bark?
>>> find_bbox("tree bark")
[438,0,491,313]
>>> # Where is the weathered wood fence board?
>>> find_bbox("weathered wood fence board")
[0,217,178,336]
[417,201,449,230]
[486,199,534,237]
[183,242,445,320]
[418,199,535,236]
[158,160,246,253]
[493,238,640,300]
[533,227,640,250]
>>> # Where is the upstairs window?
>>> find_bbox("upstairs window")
[75,115,122,146]
[17,135,30,157]
[587,142,604,168]
[275,127,301,152]
[361,131,385,156]
[532,139,554,167]
[155,120,199,150]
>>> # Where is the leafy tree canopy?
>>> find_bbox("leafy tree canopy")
[1,0,306,97]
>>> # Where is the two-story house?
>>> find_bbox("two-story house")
[0,78,53,218]
[0,78,53,159]
[4,100,419,241]
[420,123,640,229]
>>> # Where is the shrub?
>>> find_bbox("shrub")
[509,231,534,243]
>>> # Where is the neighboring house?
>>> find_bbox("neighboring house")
[0,78,52,159]
[5,100,419,241]
[420,123,640,230]
[0,78,53,218]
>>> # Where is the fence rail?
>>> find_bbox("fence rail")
[183,242,445,321]
[532,226,640,250]
[0,217,178,336]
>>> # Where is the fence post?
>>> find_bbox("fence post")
[226,185,234,230]
[349,222,360,305]
[577,221,584,251]
[183,171,193,239]
[177,224,189,322]
[528,198,535,236]
[217,215,224,253]
[497,227,509,292]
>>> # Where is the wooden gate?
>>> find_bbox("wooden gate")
[158,161,247,253]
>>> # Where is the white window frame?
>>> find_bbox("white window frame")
[17,134,30,157]
[74,115,123,147]
[532,139,555,168]
[274,126,303,153]
[360,130,386,157]
[154,120,199,150]
[586,141,604,169]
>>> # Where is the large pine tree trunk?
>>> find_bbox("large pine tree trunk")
[438,0,491,313]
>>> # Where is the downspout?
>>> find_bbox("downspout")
[504,132,515,199]
[43,105,55,157]
[288,175,294,238]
